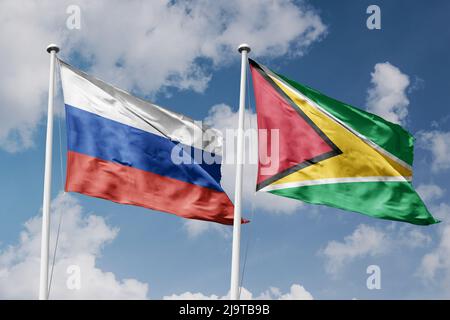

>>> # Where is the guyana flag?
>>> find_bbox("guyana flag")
[249,59,438,225]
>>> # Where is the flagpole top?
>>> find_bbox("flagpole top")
[238,43,251,53]
[46,44,60,54]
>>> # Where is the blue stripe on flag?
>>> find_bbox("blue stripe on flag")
[65,104,223,192]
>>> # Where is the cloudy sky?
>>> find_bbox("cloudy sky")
[1,0,450,299]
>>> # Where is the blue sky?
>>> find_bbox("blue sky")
[1,0,450,299]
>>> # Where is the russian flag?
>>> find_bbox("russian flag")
[59,60,235,224]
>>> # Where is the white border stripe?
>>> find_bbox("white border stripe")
[260,176,412,192]
[267,72,413,171]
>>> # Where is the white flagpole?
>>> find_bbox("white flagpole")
[230,43,251,300]
[39,44,59,300]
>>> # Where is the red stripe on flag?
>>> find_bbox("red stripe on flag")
[65,151,235,225]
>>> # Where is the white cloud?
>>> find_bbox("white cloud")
[419,224,450,284]
[418,203,450,291]
[183,219,230,239]
[0,192,312,299]
[0,0,326,152]
[366,62,411,124]
[321,224,387,275]
[259,284,313,300]
[321,224,431,276]
[0,1,66,152]
[0,193,148,299]
[164,291,221,300]
[417,130,450,172]
[163,283,313,300]
[416,184,445,203]
[398,228,432,249]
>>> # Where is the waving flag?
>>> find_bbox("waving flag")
[59,60,234,224]
[249,59,437,225]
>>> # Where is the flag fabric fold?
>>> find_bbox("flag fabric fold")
[59,60,234,224]
[249,58,438,225]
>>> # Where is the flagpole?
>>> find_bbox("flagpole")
[230,43,251,300]
[39,44,59,300]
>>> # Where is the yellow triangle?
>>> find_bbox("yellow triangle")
[268,76,412,187]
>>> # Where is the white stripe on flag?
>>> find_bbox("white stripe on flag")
[59,60,222,155]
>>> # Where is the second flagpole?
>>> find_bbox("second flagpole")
[230,43,251,300]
